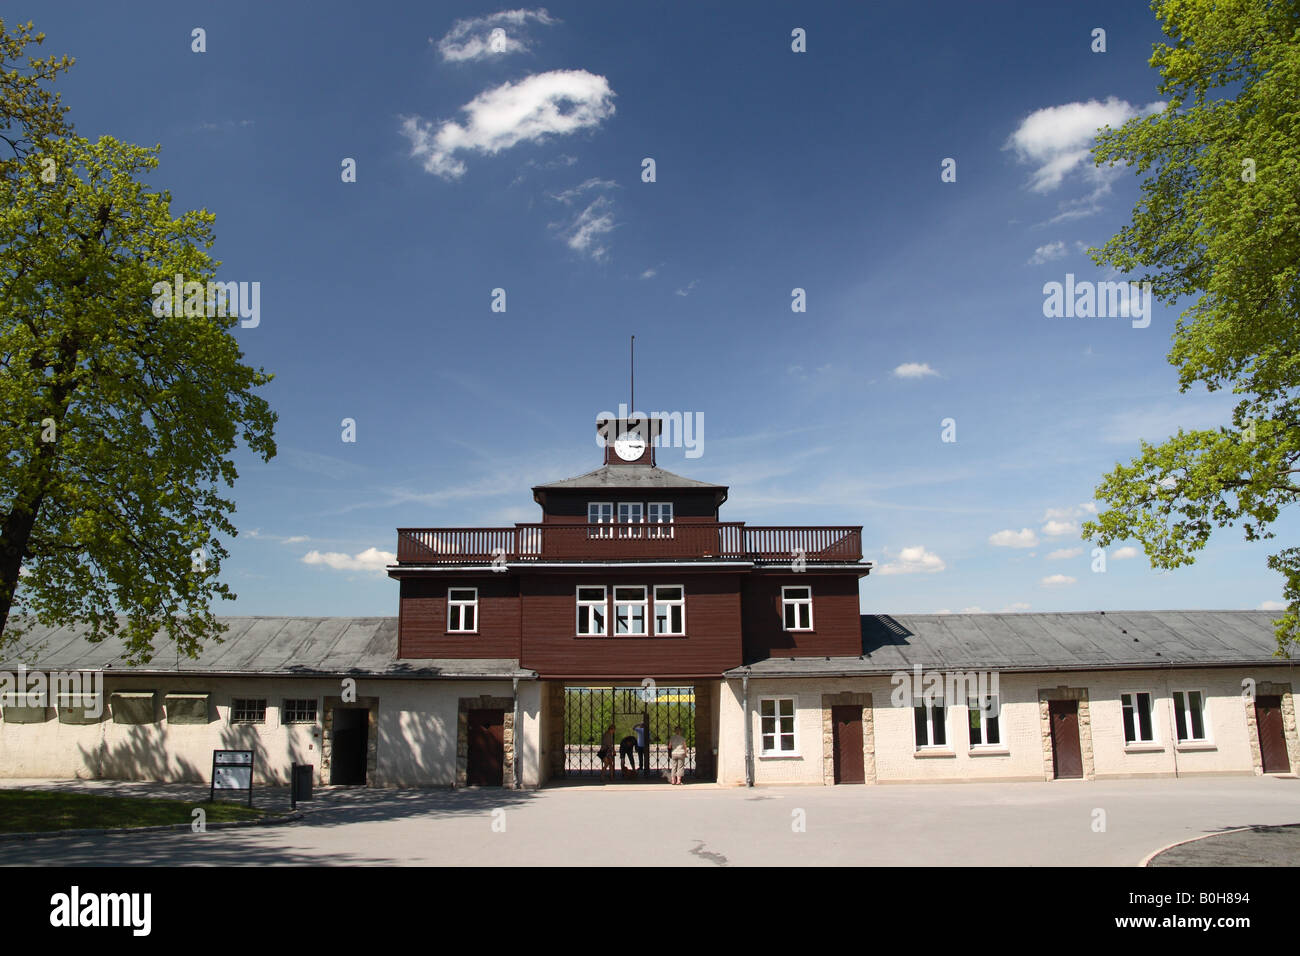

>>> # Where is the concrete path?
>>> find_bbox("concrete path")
[2,775,1297,866]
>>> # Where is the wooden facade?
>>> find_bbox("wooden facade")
[388,416,872,679]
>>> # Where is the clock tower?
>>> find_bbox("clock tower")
[596,414,663,466]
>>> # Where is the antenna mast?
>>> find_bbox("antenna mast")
[630,334,635,416]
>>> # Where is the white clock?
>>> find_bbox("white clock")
[614,430,645,461]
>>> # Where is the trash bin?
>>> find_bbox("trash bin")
[291,763,314,803]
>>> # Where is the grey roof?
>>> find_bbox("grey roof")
[533,464,727,492]
[0,617,535,679]
[727,611,1298,677]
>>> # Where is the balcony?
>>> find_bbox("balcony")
[395,523,862,565]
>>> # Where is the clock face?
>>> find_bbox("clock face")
[614,430,645,461]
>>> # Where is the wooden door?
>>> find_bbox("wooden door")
[831,705,865,784]
[467,709,505,786]
[1049,700,1083,779]
[1255,696,1290,774]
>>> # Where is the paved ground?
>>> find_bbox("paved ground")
[1148,824,1300,866]
[1,775,1297,866]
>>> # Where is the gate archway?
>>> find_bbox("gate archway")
[562,685,696,779]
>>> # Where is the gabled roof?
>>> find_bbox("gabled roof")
[0,617,535,679]
[532,464,728,502]
[727,611,1295,677]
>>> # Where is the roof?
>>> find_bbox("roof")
[0,617,535,679]
[726,611,1297,677]
[532,464,728,493]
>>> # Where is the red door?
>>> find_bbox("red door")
[1049,700,1083,779]
[831,706,865,784]
[1256,696,1290,774]
[467,709,505,786]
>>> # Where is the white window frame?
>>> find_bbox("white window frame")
[653,584,685,636]
[967,695,1001,748]
[914,695,947,750]
[588,502,613,538]
[758,696,799,756]
[1171,689,1212,744]
[576,585,608,636]
[781,585,813,631]
[618,502,644,538]
[614,585,648,635]
[447,587,478,633]
[1120,690,1159,745]
[648,502,674,538]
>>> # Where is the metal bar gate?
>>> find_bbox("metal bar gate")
[562,685,695,779]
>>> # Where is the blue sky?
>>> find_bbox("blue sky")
[14,0,1295,616]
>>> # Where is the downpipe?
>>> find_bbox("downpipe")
[742,669,754,787]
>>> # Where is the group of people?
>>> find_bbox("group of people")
[597,721,689,784]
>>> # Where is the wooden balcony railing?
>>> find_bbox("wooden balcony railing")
[395,523,862,564]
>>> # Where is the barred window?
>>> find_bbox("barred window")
[231,698,267,724]
[283,698,318,724]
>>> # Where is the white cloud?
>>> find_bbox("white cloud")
[960,606,985,614]
[1040,574,1077,587]
[1002,602,1032,612]
[401,70,615,179]
[1028,241,1067,265]
[301,547,395,572]
[893,362,939,379]
[1111,545,1140,560]
[558,196,616,259]
[639,268,656,279]
[1079,501,1098,514]
[1047,547,1082,560]
[436,8,557,62]
[1006,97,1164,193]
[548,177,617,204]
[675,279,698,296]
[1259,600,1287,611]
[877,545,946,575]
[1041,519,1077,537]
[989,528,1038,548]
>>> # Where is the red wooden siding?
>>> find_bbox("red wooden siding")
[397,576,521,659]
[741,573,863,660]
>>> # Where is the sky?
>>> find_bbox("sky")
[11,0,1295,617]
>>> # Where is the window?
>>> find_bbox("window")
[648,502,674,538]
[164,693,209,725]
[653,585,685,635]
[968,696,1000,747]
[781,586,813,630]
[618,502,644,538]
[231,698,267,724]
[111,691,156,725]
[447,587,477,632]
[283,698,318,724]
[614,586,647,634]
[588,502,613,538]
[1172,690,1209,743]
[760,697,797,754]
[577,585,607,636]
[914,696,947,748]
[1121,692,1157,744]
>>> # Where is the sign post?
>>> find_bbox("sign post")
[210,749,255,808]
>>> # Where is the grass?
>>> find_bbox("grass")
[0,790,268,833]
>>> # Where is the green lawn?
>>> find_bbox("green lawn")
[0,790,267,833]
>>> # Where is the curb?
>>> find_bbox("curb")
[0,810,304,843]
[1139,826,1255,867]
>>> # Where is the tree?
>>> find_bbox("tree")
[0,19,73,171]
[0,23,277,662]
[1080,0,1300,653]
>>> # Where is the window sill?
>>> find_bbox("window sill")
[913,749,956,758]
[969,747,1010,756]
[574,634,687,639]
[758,752,802,759]
[445,632,479,637]
[1175,741,1217,752]
[1123,743,1164,753]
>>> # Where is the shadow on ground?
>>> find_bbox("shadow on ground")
[1148,823,1300,866]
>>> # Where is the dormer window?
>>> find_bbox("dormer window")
[618,502,643,538]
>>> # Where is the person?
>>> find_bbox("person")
[668,725,687,785]
[598,723,616,781]
[619,733,637,773]
[633,719,649,775]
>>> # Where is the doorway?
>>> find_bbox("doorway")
[1049,700,1083,779]
[561,686,695,780]
[1255,696,1290,774]
[467,708,506,786]
[831,705,865,784]
[330,708,369,785]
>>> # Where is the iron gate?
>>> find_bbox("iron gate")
[562,685,696,779]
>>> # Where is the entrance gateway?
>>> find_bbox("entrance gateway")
[562,685,696,779]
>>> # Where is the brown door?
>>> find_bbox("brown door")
[1255,696,1291,774]
[831,705,865,784]
[467,709,505,786]
[1049,700,1083,779]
